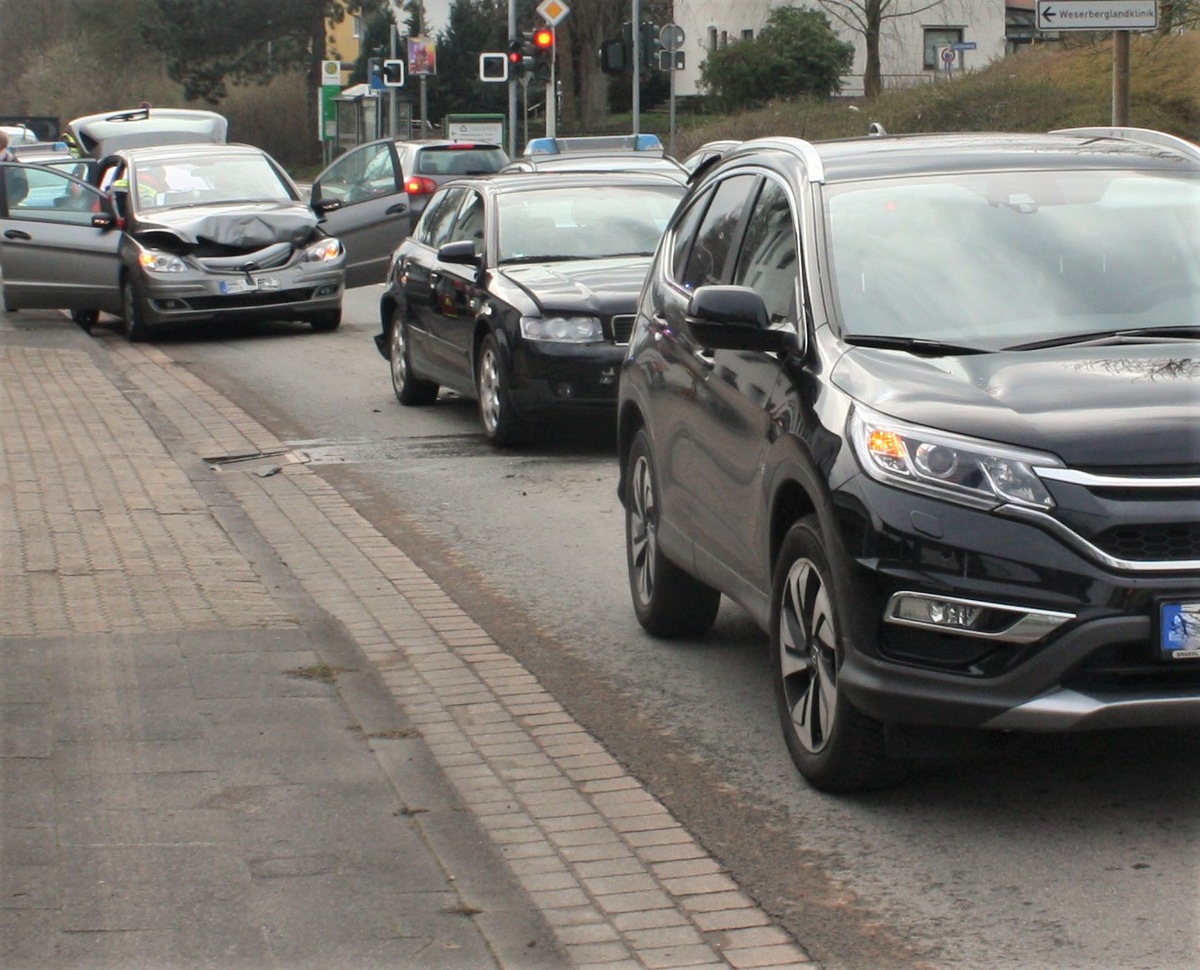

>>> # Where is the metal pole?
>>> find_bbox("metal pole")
[508,0,518,156]
[1112,30,1130,126]
[632,0,640,135]
[668,57,675,158]
[389,25,399,138]
[546,27,556,137]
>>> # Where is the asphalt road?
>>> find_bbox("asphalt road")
[87,288,1200,970]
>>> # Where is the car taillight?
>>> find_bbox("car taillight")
[405,176,438,197]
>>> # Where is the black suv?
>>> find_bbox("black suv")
[616,128,1200,792]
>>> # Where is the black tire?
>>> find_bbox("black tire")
[121,276,149,342]
[310,308,342,332]
[772,515,905,793]
[625,428,721,638]
[389,307,438,406]
[476,332,528,446]
[71,309,99,333]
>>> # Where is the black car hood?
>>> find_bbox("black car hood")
[498,257,651,314]
[132,201,318,249]
[833,343,1200,467]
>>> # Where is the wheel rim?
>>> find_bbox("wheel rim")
[778,558,839,754]
[628,454,656,607]
[390,317,408,391]
[478,346,500,434]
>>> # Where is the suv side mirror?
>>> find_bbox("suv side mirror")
[685,285,797,355]
[437,239,482,268]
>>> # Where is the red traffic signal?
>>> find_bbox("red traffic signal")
[532,27,553,50]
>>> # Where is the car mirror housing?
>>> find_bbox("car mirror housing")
[437,240,482,268]
[685,285,797,355]
[312,197,341,214]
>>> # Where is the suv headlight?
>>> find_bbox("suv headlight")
[520,315,603,342]
[849,406,1059,510]
[305,238,343,263]
[137,250,187,273]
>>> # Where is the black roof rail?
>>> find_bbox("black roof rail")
[1051,126,1200,164]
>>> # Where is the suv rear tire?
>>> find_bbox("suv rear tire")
[625,429,721,638]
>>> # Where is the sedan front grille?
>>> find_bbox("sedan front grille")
[611,314,636,345]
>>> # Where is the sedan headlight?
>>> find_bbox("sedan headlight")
[305,238,343,263]
[137,250,187,274]
[520,315,603,342]
[849,405,1059,510]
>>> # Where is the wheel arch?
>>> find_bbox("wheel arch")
[616,400,646,507]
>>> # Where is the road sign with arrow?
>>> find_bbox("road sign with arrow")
[1036,0,1157,30]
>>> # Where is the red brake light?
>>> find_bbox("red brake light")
[404,176,438,196]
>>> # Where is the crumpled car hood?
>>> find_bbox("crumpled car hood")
[132,201,318,249]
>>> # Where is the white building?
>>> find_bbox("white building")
[669,0,1007,97]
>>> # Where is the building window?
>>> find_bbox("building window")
[741,29,754,41]
[924,27,963,69]
[707,25,718,51]
[352,14,362,39]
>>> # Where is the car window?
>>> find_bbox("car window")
[316,142,396,204]
[733,178,799,327]
[2,164,101,223]
[669,191,713,282]
[680,174,758,290]
[415,146,507,177]
[424,186,467,248]
[448,190,485,250]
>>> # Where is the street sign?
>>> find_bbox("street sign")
[952,41,977,50]
[1036,0,1157,30]
[659,23,685,52]
[537,0,569,27]
[941,47,957,64]
[479,52,508,82]
[658,50,685,71]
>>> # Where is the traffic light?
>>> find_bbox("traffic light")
[381,58,405,87]
[507,36,534,78]
[479,52,509,82]
[599,36,627,74]
[640,22,662,71]
[531,26,553,82]
[366,56,384,89]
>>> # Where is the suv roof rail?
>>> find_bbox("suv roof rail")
[732,136,827,183]
[1051,126,1200,164]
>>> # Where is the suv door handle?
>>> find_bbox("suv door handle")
[3,229,31,241]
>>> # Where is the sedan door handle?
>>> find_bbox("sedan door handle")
[386,203,408,216]
[3,229,31,241]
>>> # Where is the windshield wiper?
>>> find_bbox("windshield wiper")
[1008,325,1200,351]
[499,254,584,265]
[844,334,985,356]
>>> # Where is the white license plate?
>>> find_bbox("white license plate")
[1160,601,1200,659]
[220,277,280,295]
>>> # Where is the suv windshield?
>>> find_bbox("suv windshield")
[826,170,1200,349]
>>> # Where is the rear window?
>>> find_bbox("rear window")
[415,146,508,177]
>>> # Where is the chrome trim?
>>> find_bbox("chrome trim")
[1001,505,1200,573]
[984,688,1200,731]
[884,591,1075,643]
[738,136,826,184]
[1038,467,1200,489]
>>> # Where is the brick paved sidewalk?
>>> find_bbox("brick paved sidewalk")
[1,321,813,969]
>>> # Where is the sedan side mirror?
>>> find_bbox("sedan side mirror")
[685,285,798,355]
[437,239,482,268]
[312,197,341,214]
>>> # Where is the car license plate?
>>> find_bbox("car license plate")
[220,277,280,295]
[1159,600,1200,659]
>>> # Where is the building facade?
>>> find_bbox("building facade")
[670,0,1008,97]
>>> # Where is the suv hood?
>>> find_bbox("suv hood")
[499,257,651,315]
[133,201,319,249]
[834,343,1200,467]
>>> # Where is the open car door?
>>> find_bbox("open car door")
[0,162,123,316]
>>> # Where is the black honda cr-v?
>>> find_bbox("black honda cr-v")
[616,127,1200,792]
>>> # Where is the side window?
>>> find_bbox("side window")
[448,190,485,251]
[733,179,799,327]
[315,142,396,205]
[4,165,103,225]
[681,174,758,291]
[424,186,466,249]
[668,191,712,283]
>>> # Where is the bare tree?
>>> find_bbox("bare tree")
[818,0,947,98]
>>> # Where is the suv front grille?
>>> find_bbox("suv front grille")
[1092,523,1200,562]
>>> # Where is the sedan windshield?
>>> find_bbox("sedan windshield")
[133,153,294,210]
[497,184,683,263]
[826,170,1200,349]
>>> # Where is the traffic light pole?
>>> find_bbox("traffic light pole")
[631,0,640,134]
[508,0,518,156]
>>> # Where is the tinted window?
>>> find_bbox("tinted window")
[733,179,799,326]
[448,190,485,250]
[414,146,508,177]
[423,186,466,248]
[668,192,712,283]
[681,174,757,290]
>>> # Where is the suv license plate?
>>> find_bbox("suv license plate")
[1160,601,1200,659]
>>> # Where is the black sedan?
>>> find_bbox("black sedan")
[374,172,685,445]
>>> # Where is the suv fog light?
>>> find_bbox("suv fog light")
[885,592,1075,643]
[554,383,574,398]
